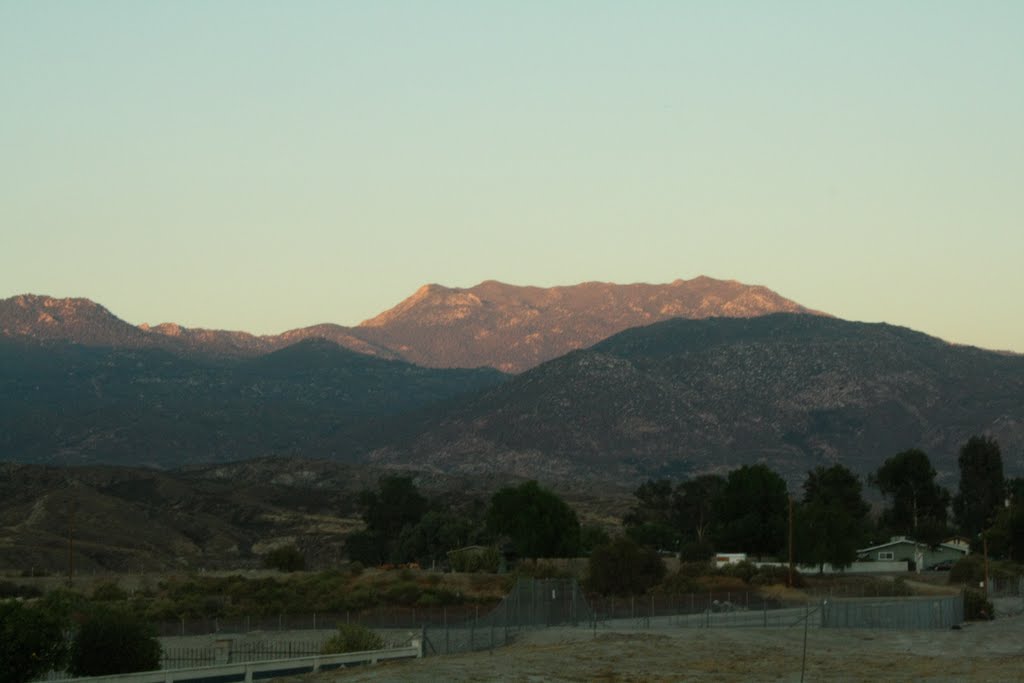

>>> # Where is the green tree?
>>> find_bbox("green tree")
[359,476,428,538]
[953,435,1005,537]
[486,481,581,558]
[587,536,666,595]
[69,608,161,676]
[623,479,680,551]
[0,601,67,683]
[871,449,950,537]
[348,475,429,564]
[715,464,789,559]
[675,474,726,545]
[795,465,871,573]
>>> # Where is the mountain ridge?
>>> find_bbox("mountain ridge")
[1,276,823,371]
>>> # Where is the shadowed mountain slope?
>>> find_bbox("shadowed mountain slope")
[0,338,505,468]
[366,314,1024,486]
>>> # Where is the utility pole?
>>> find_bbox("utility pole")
[788,497,795,587]
[67,493,75,587]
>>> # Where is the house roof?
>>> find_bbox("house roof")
[857,537,969,555]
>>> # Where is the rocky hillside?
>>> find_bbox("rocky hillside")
[354,277,819,371]
[365,314,1024,487]
[2,277,818,371]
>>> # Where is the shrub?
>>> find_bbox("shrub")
[449,547,501,573]
[749,565,804,587]
[92,581,128,601]
[69,608,161,676]
[963,589,994,621]
[383,581,422,605]
[0,580,42,599]
[515,559,573,579]
[320,623,384,654]
[0,601,67,683]
[348,561,365,576]
[679,540,715,562]
[653,570,701,595]
[719,561,758,583]
[588,537,666,596]
[264,544,306,573]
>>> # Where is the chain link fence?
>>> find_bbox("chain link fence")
[820,594,964,629]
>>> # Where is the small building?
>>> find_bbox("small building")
[856,536,969,571]
[714,553,748,568]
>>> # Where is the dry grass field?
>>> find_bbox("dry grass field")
[280,608,1024,683]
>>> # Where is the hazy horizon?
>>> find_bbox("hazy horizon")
[3,2,1022,352]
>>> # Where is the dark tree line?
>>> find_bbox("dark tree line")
[346,476,589,566]
[622,434,1019,570]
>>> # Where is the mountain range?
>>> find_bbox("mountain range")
[1,276,815,372]
[2,278,1021,490]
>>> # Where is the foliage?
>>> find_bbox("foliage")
[983,503,1024,562]
[264,544,306,572]
[947,555,1019,585]
[622,475,726,552]
[92,581,128,601]
[360,476,429,538]
[348,476,437,565]
[953,435,1005,537]
[394,505,489,567]
[0,580,42,600]
[715,464,789,559]
[623,480,680,550]
[486,481,581,558]
[963,589,994,621]
[320,623,384,654]
[675,475,726,545]
[515,560,575,579]
[68,607,161,676]
[580,525,611,554]
[587,536,666,596]
[678,540,715,562]
[36,589,90,622]
[448,546,501,573]
[0,601,67,683]
[795,465,870,572]
[871,449,950,536]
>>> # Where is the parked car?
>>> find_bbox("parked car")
[927,560,954,571]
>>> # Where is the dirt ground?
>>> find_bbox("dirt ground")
[277,612,1024,683]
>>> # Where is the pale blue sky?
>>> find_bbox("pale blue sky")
[2,2,1022,352]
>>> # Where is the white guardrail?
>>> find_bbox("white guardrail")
[58,640,422,683]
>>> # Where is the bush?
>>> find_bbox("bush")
[320,623,384,654]
[515,559,573,579]
[0,601,67,683]
[679,540,715,562]
[264,544,306,572]
[0,580,42,599]
[449,547,501,573]
[69,608,161,676]
[749,565,804,587]
[588,536,666,596]
[92,581,128,601]
[963,589,994,621]
[653,570,701,595]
